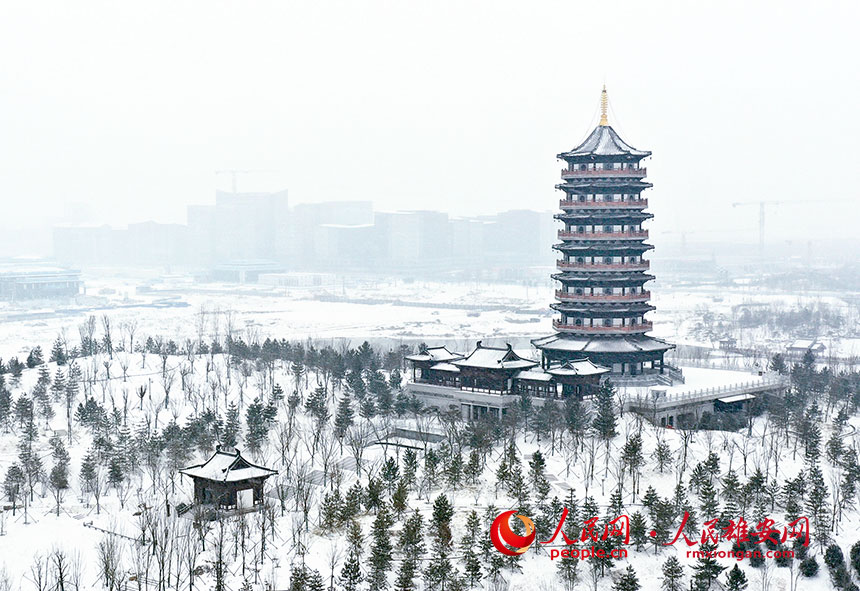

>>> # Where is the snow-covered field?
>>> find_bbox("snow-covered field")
[0,273,858,590]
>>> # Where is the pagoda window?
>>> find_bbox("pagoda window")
[574,318,583,326]
[574,288,584,295]
[576,257,585,264]
[578,194,586,202]
[603,287,613,295]
[604,225,613,233]
[603,318,613,327]
[603,257,613,264]
[577,226,585,233]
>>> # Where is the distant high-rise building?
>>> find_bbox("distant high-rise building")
[533,87,674,376]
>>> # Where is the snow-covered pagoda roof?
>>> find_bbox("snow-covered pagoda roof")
[531,334,673,354]
[546,358,610,377]
[180,448,277,483]
[453,341,539,370]
[558,125,650,159]
[405,345,463,363]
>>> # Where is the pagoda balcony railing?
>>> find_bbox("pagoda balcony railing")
[557,260,650,271]
[553,320,654,333]
[560,198,648,209]
[561,168,647,179]
[555,290,651,302]
[558,229,649,240]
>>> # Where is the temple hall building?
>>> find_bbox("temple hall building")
[532,87,676,382]
[405,342,608,419]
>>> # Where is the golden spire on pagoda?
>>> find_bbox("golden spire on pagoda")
[599,85,609,126]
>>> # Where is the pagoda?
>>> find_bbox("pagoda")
[533,87,674,377]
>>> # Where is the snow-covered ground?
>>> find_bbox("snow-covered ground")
[0,272,858,590]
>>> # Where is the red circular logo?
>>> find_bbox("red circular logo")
[490,510,536,556]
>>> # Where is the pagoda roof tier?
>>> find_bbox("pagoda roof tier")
[558,125,651,159]
[555,212,654,223]
[532,333,674,355]
[554,243,653,255]
[552,273,654,285]
[452,341,538,371]
[557,181,652,192]
[550,302,655,316]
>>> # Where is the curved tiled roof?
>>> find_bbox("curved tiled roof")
[559,125,650,158]
[532,334,674,354]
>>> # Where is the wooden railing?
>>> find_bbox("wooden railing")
[553,320,653,333]
[557,260,650,271]
[555,290,651,302]
[559,198,648,209]
[558,230,649,240]
[561,168,647,178]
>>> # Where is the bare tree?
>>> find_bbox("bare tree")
[162,369,176,409]
[102,314,114,359]
[51,547,70,591]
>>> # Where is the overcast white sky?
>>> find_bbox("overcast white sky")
[1,1,858,254]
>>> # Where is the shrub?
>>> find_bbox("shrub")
[826,544,846,570]
[799,557,818,577]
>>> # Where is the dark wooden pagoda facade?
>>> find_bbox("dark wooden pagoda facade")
[533,87,674,376]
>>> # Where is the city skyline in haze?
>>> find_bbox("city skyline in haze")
[1,1,858,257]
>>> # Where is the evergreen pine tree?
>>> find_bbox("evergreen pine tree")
[245,397,277,454]
[698,478,719,519]
[392,479,409,517]
[460,511,483,589]
[661,556,685,591]
[223,402,240,447]
[339,520,364,591]
[724,564,748,591]
[613,565,640,591]
[382,457,400,496]
[655,439,673,473]
[592,381,617,444]
[305,385,330,424]
[50,367,66,403]
[630,511,648,551]
[368,506,395,591]
[334,393,355,440]
[50,337,67,366]
[395,510,425,591]
[692,542,725,590]
[805,463,830,546]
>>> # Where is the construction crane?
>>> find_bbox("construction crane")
[731,199,850,261]
[730,200,782,261]
[214,169,279,194]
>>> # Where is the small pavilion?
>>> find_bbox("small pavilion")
[180,447,277,510]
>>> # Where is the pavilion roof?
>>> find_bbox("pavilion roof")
[405,345,463,363]
[180,448,277,483]
[546,358,610,377]
[558,125,650,159]
[453,341,538,370]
